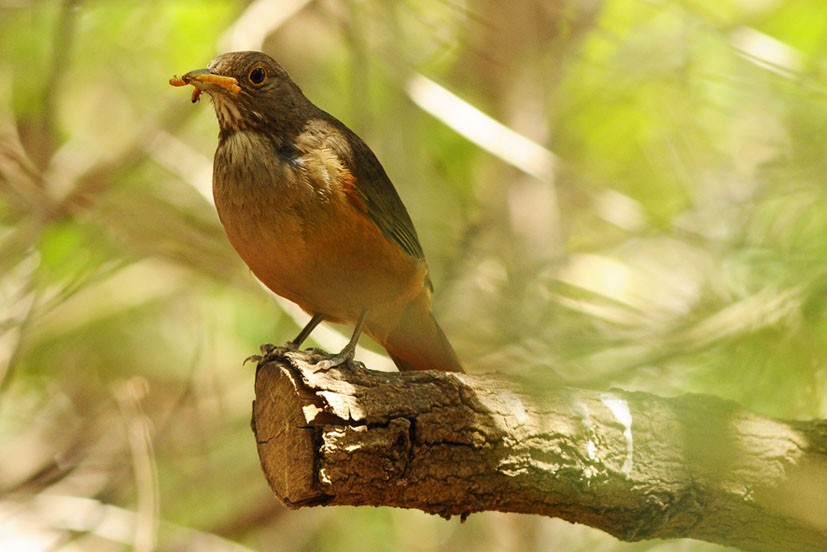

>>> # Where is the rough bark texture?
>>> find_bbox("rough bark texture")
[250,349,827,552]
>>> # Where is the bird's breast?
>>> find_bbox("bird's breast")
[211,129,426,325]
[212,131,317,291]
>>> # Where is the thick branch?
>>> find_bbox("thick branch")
[250,350,827,552]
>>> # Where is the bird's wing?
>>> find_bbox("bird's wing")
[302,114,426,263]
[342,132,426,262]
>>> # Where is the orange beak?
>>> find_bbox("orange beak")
[169,68,241,103]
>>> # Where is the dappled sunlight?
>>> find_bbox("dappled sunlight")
[673,401,826,537]
[555,242,707,327]
[600,394,634,478]
[406,74,559,183]
[2,0,827,550]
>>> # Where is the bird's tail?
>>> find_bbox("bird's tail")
[381,298,464,373]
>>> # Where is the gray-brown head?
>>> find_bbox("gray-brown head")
[173,51,314,134]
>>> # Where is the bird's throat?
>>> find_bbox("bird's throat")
[209,93,246,132]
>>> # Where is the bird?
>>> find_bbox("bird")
[170,51,463,373]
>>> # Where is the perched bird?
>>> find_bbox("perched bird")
[170,51,463,373]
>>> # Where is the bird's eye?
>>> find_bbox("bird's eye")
[248,67,267,86]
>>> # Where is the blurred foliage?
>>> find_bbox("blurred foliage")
[1,0,826,551]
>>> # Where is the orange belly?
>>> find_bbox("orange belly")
[212,131,428,339]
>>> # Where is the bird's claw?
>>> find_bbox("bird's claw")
[245,342,364,372]
[283,340,301,351]
[244,343,288,365]
[314,357,342,370]
[313,346,363,371]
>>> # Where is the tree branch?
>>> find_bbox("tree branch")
[250,350,827,552]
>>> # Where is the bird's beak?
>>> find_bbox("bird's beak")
[169,68,241,94]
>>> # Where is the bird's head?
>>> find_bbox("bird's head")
[171,51,310,133]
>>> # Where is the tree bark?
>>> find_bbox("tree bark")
[250,349,827,552]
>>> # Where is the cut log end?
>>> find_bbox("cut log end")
[252,357,322,507]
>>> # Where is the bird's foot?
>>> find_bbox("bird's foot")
[313,345,364,371]
[245,343,365,372]
[283,339,302,351]
[244,343,290,365]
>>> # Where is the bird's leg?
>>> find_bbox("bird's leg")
[246,312,327,365]
[315,309,368,370]
[286,312,326,350]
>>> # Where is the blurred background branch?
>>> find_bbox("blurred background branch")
[2,1,827,551]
